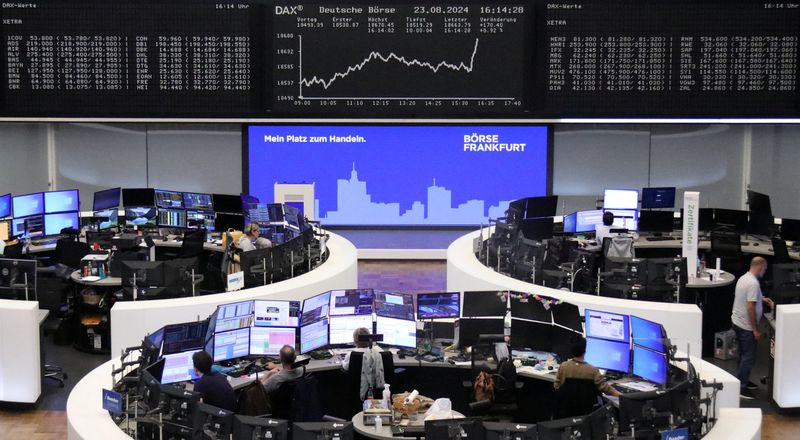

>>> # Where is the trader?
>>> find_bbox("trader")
[342,327,385,399]
[239,222,273,251]
[192,351,237,411]
[259,345,303,395]
[554,336,622,397]
[594,211,616,246]
[342,327,384,371]
[731,256,774,400]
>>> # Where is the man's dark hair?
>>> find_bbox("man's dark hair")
[602,211,615,226]
[570,336,587,358]
[192,350,213,375]
[280,345,296,366]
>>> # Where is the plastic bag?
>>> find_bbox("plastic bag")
[424,398,463,421]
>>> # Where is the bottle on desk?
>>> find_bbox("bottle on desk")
[382,383,391,405]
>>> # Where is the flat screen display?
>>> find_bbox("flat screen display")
[604,189,638,210]
[0,194,10,218]
[585,309,630,343]
[641,187,676,209]
[300,318,329,354]
[93,188,121,211]
[585,337,631,374]
[247,125,550,226]
[183,192,214,211]
[374,291,415,321]
[631,315,667,354]
[44,189,79,213]
[329,315,374,345]
[329,289,374,316]
[417,292,461,319]
[254,300,301,328]
[376,316,417,349]
[301,291,331,326]
[124,207,157,228]
[215,301,254,333]
[155,189,184,209]
[632,345,668,385]
[161,349,201,384]
[12,192,44,218]
[122,188,155,207]
[249,327,296,357]
[213,328,250,362]
[44,212,80,235]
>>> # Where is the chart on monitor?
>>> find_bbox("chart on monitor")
[270,2,529,115]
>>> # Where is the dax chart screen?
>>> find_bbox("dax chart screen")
[247,124,550,226]
[270,3,530,115]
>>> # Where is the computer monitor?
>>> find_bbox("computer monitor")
[424,418,483,440]
[11,215,44,238]
[160,349,201,384]
[122,188,155,207]
[139,368,164,410]
[575,210,604,233]
[698,208,714,231]
[632,345,668,386]
[376,316,417,348]
[194,402,235,439]
[0,193,10,218]
[125,207,157,228]
[249,327,296,356]
[120,260,164,288]
[44,212,80,236]
[584,337,631,374]
[631,315,667,353]
[483,422,537,440]
[462,291,508,318]
[157,208,187,228]
[519,217,555,241]
[455,317,505,349]
[294,422,353,440]
[604,189,638,210]
[525,196,558,219]
[637,211,674,233]
[213,327,250,362]
[215,213,245,231]
[748,212,774,236]
[0,258,37,293]
[551,302,583,333]
[374,291,415,320]
[563,211,578,234]
[162,321,208,355]
[509,318,552,351]
[234,415,289,440]
[241,194,260,213]
[155,189,184,209]
[604,208,638,230]
[713,208,748,233]
[641,187,676,209]
[212,193,244,214]
[780,218,800,242]
[417,292,461,319]
[510,295,552,324]
[93,188,120,211]
[300,318,329,354]
[329,315,374,345]
[162,257,200,290]
[12,192,44,218]
[284,205,301,229]
[329,289,374,316]
[584,309,630,343]
[94,208,119,230]
[537,415,590,440]
[44,189,79,214]
[747,190,772,217]
[267,203,285,222]
[186,210,215,230]
[215,300,255,333]
[182,192,213,211]
[253,300,300,328]
[301,291,331,326]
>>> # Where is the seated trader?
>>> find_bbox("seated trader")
[239,222,273,252]
[192,351,237,411]
[594,211,616,246]
[259,345,303,395]
[554,337,621,397]
[342,327,384,371]
[341,327,385,399]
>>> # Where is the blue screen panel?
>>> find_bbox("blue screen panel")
[44,190,80,213]
[0,194,10,218]
[585,337,631,374]
[631,315,667,353]
[13,192,44,217]
[44,212,80,235]
[632,345,668,385]
[247,125,550,226]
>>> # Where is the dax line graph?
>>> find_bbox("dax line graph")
[296,35,515,101]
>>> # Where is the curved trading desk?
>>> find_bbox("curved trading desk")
[68,350,756,440]
[448,229,705,358]
[109,231,357,356]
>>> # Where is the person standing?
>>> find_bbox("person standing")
[730,256,774,400]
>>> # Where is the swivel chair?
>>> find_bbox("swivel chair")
[554,378,601,419]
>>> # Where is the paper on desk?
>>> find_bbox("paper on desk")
[622,381,658,392]
[81,276,101,282]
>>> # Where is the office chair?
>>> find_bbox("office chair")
[465,339,520,421]
[177,228,207,259]
[44,364,68,388]
[772,238,791,264]
[345,350,398,414]
[554,378,601,419]
[710,229,745,276]
[270,374,323,423]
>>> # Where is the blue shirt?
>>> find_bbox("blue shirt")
[194,372,236,411]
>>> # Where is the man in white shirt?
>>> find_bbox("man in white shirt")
[594,211,616,246]
[730,256,774,400]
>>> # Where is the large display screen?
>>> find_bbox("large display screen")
[247,125,550,226]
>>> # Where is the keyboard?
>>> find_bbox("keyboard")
[644,236,676,242]
[612,383,637,394]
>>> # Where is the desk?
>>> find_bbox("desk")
[70,271,122,287]
[352,412,395,440]
[687,270,736,289]
[27,238,225,255]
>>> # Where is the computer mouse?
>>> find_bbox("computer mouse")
[753,243,759,246]
[398,352,406,359]
[547,366,554,371]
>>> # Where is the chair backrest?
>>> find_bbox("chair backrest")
[55,239,91,269]
[605,236,634,260]
[236,380,272,416]
[179,228,207,258]
[555,378,601,419]
[345,351,366,410]
[471,342,498,373]
[270,374,323,423]
[772,238,791,264]
[1,242,23,258]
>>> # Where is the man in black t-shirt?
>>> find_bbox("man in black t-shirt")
[192,351,237,411]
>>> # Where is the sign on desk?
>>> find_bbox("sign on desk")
[227,271,244,292]
[102,388,123,414]
[661,427,689,440]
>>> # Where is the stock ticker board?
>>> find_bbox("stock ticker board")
[0,0,798,118]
